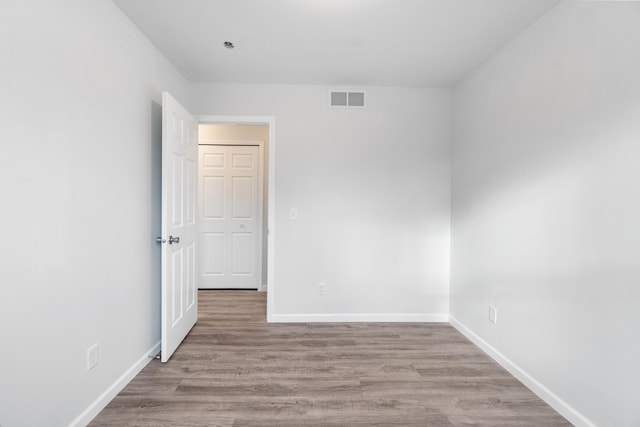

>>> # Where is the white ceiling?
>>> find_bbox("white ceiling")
[112,0,561,87]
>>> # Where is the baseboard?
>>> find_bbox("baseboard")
[449,317,596,427]
[270,313,449,323]
[68,340,161,427]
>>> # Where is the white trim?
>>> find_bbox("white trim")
[69,341,161,427]
[199,139,262,146]
[196,115,276,322]
[271,313,449,323]
[449,317,596,427]
[197,139,265,291]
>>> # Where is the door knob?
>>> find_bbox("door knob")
[168,235,180,244]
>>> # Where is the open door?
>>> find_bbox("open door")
[159,92,198,362]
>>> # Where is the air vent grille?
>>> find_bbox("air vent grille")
[330,91,365,108]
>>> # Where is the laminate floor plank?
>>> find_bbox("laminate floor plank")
[91,290,571,427]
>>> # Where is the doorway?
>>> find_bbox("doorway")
[159,97,277,362]
[196,115,276,322]
[198,124,268,290]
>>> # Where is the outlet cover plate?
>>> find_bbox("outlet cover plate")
[489,306,497,324]
[318,282,326,295]
[87,343,99,371]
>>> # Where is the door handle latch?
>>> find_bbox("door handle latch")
[156,236,180,244]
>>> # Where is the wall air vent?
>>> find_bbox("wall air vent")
[330,91,365,108]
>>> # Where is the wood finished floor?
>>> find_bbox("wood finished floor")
[91,291,571,427]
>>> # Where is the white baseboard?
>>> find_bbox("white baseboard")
[449,317,596,427]
[68,341,161,427]
[270,313,449,323]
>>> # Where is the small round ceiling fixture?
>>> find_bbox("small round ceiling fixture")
[223,41,235,49]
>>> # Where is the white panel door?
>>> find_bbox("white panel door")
[198,145,261,289]
[160,92,198,362]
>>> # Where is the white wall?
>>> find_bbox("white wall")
[451,2,640,426]
[0,1,191,425]
[193,84,452,320]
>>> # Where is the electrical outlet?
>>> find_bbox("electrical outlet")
[489,306,498,324]
[289,208,298,220]
[87,343,99,371]
[318,282,326,295]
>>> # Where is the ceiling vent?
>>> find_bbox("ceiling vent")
[330,91,365,108]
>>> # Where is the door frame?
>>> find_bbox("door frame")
[197,139,265,291]
[197,115,276,322]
